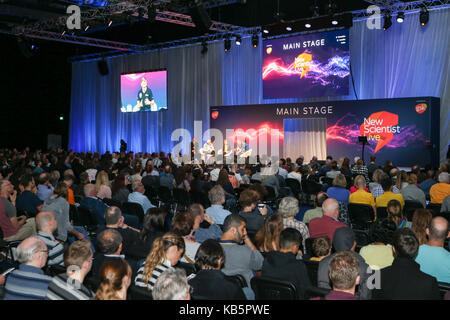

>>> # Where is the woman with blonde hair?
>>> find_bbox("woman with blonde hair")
[134,232,185,291]
[95,170,111,199]
[411,209,433,245]
[95,258,132,300]
[254,213,284,252]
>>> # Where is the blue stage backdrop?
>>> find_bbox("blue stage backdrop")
[69,8,450,162]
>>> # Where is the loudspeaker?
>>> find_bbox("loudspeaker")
[98,59,109,76]
[189,4,212,34]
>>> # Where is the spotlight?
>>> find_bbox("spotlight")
[383,14,392,30]
[396,12,404,23]
[84,25,90,31]
[201,39,208,55]
[305,23,311,28]
[235,35,241,46]
[286,26,292,31]
[420,8,429,26]
[62,30,66,36]
[108,20,113,27]
[331,19,338,25]
[252,33,258,47]
[224,36,231,52]
[263,29,269,34]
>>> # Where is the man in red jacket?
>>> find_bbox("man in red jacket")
[309,198,346,242]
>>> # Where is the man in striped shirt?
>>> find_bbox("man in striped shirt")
[46,240,94,300]
[4,237,52,300]
[36,211,64,266]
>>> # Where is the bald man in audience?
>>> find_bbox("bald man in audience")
[36,211,64,266]
[308,198,347,242]
[415,216,450,283]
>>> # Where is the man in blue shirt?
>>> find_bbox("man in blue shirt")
[415,216,450,283]
[205,185,231,225]
[16,174,43,216]
[4,236,52,300]
[36,173,54,202]
[128,181,155,215]
[189,203,222,243]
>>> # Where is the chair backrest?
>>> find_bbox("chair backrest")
[250,276,299,300]
[158,186,172,203]
[303,260,319,287]
[173,188,191,206]
[404,200,424,221]
[122,202,145,224]
[304,180,322,195]
[353,229,370,252]
[174,261,196,276]
[376,206,388,221]
[438,282,450,300]
[224,274,248,288]
[128,284,153,300]
[264,186,277,201]
[285,178,301,197]
[304,237,314,257]
[348,203,374,228]
[76,206,99,227]
[102,198,123,210]
[427,203,442,217]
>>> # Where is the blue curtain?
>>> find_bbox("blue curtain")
[69,8,450,162]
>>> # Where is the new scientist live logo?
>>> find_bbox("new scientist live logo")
[360,111,400,153]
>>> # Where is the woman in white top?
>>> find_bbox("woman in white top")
[172,212,200,264]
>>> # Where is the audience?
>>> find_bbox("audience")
[372,228,440,300]
[189,203,222,243]
[171,211,201,264]
[0,179,18,218]
[16,174,43,216]
[128,180,156,214]
[387,199,411,228]
[0,197,37,242]
[79,183,109,225]
[310,236,332,262]
[36,211,64,266]
[411,209,433,245]
[95,170,112,200]
[349,175,376,216]
[351,159,369,184]
[253,213,284,253]
[152,268,190,300]
[238,189,268,236]
[95,258,132,300]
[92,229,124,280]
[326,174,350,204]
[429,172,450,204]
[278,196,309,249]
[375,175,405,209]
[368,169,385,199]
[205,185,231,225]
[401,173,427,208]
[415,216,450,283]
[309,198,347,243]
[302,192,328,224]
[418,169,437,198]
[36,173,54,202]
[189,239,246,300]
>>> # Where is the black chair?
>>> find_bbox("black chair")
[438,211,450,222]
[174,261,196,276]
[74,206,98,232]
[158,186,173,206]
[348,203,374,229]
[438,282,450,300]
[305,286,331,299]
[353,229,370,252]
[285,178,302,199]
[250,276,299,300]
[69,204,79,224]
[144,185,159,206]
[427,203,442,217]
[303,260,319,287]
[403,200,424,221]
[224,274,248,288]
[321,177,334,188]
[0,240,21,265]
[102,198,123,210]
[128,284,153,300]
[376,206,387,221]
[173,188,191,212]
[122,202,145,225]
[44,264,66,277]
[74,195,83,204]
[304,237,314,257]
[190,191,210,209]
[302,180,322,206]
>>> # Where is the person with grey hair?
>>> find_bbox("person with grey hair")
[152,268,190,300]
[205,185,231,225]
[36,211,64,266]
[128,180,155,214]
[4,237,52,300]
[278,197,309,250]
[309,198,346,242]
[96,206,140,255]
[429,172,450,204]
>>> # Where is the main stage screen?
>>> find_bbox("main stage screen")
[120,70,167,112]
[263,29,350,99]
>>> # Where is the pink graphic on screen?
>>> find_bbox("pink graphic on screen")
[120,70,167,112]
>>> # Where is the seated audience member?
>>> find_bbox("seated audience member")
[63,174,76,206]
[4,237,52,300]
[189,204,222,243]
[238,189,268,236]
[36,211,64,266]
[387,200,411,228]
[160,165,175,191]
[372,228,440,300]
[375,174,405,209]
[351,159,369,184]
[73,172,89,199]
[411,209,433,245]
[205,185,232,225]
[287,167,302,185]
[415,216,450,283]
[359,219,396,269]
[218,214,264,299]
[442,195,450,212]
[37,173,54,202]
[253,214,284,253]
[95,170,112,200]
[46,240,94,300]
[309,198,347,243]
[310,236,332,262]
[96,206,140,255]
[216,169,234,196]
[128,208,167,259]
[152,268,190,300]
[429,172,450,204]
[369,169,385,199]
[111,174,130,205]
[92,229,124,280]
[278,196,309,250]
[43,182,85,243]
[326,161,341,180]
[418,169,437,198]
[80,183,109,225]
[172,212,201,264]
[326,174,350,205]
[393,171,409,193]
[128,181,156,214]
[312,251,360,300]
[16,174,43,216]
[339,157,352,178]
[303,192,328,224]
[135,232,185,291]
[95,258,132,300]
[189,239,246,300]
[0,198,37,242]
[0,179,18,218]
[401,173,427,208]
[318,227,372,300]
[367,155,378,180]
[349,175,376,217]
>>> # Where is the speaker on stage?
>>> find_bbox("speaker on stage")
[98,59,109,76]
[189,3,212,34]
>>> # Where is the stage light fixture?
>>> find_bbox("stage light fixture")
[286,26,292,31]
[383,14,392,30]
[62,30,66,36]
[235,35,241,45]
[331,19,338,25]
[84,25,90,31]
[108,20,113,27]
[224,36,231,52]
[396,12,404,23]
[420,8,429,26]
[252,33,258,47]
[263,29,269,34]
[305,23,311,28]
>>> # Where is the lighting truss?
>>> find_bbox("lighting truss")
[353,0,450,19]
